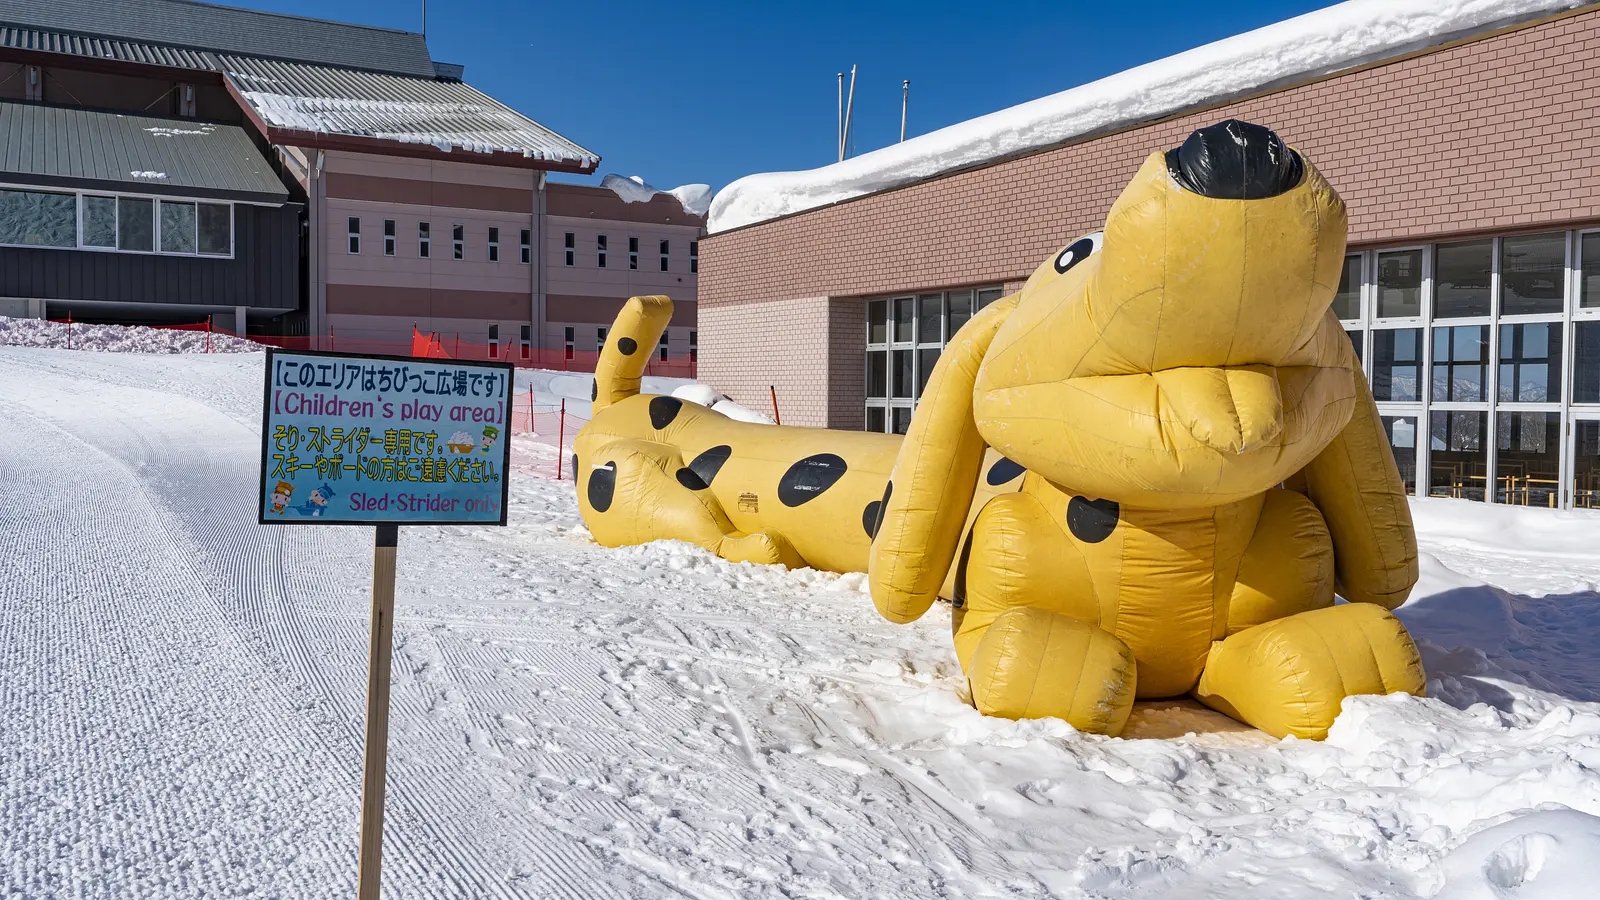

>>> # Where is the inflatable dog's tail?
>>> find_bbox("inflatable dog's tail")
[592,295,673,413]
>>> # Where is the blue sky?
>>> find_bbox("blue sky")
[239,0,1334,191]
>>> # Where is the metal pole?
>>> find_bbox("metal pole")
[556,399,567,481]
[842,65,857,161]
[901,80,910,142]
[528,384,534,434]
[769,385,781,426]
[356,523,399,900]
[837,73,845,162]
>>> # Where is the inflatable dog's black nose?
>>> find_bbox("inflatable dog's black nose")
[1165,120,1303,200]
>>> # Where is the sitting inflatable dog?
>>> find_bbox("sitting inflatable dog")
[573,120,1424,740]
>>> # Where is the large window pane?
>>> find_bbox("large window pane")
[1433,240,1492,318]
[1372,328,1421,401]
[83,196,116,248]
[1431,325,1488,402]
[0,189,76,247]
[1582,233,1600,310]
[160,200,196,253]
[1429,411,1488,502]
[198,202,230,255]
[892,349,913,398]
[1500,232,1565,316]
[948,290,973,338]
[1575,421,1600,509]
[1576,322,1600,404]
[917,348,940,394]
[1496,411,1561,508]
[1380,414,1418,495]
[1331,254,1362,320]
[867,299,887,345]
[1346,329,1364,364]
[917,293,943,344]
[866,406,886,434]
[866,351,887,399]
[1376,249,1422,318]
[893,297,914,343]
[1498,322,1561,403]
[976,287,1002,310]
[891,407,911,435]
[118,197,153,251]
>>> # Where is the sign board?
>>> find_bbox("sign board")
[258,348,515,526]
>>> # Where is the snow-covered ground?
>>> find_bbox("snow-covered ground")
[4,344,1599,899]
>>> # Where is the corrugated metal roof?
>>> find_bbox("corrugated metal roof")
[223,56,599,167]
[0,0,435,78]
[0,24,216,69]
[0,100,289,202]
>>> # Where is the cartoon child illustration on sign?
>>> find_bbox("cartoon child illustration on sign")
[270,480,294,515]
[294,483,337,517]
[447,430,475,454]
[479,426,499,453]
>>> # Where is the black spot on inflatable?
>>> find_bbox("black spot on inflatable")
[1066,496,1119,543]
[1165,119,1303,200]
[591,380,598,401]
[675,467,707,490]
[986,456,1026,486]
[570,453,579,483]
[649,396,683,430]
[777,453,848,507]
[587,461,617,512]
[861,481,892,539]
[686,444,732,486]
[617,336,638,355]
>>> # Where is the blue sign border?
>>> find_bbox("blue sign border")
[257,347,516,527]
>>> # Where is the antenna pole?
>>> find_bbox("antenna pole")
[842,64,857,161]
[900,79,910,142]
[837,73,845,162]
[422,0,427,39]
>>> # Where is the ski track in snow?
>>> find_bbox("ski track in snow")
[3,345,1600,899]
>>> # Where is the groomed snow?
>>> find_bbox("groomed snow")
[0,316,259,353]
[5,346,1600,898]
[600,174,714,218]
[708,0,1589,233]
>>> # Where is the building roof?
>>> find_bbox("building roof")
[0,100,289,203]
[0,0,599,172]
[0,0,434,78]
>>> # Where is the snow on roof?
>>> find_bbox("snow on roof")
[600,174,714,218]
[708,0,1591,234]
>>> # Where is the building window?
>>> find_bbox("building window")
[689,330,697,363]
[629,236,638,269]
[1434,240,1492,318]
[564,232,575,266]
[453,224,464,260]
[597,233,607,268]
[82,196,116,248]
[347,216,360,254]
[1430,411,1488,502]
[117,197,153,252]
[564,325,575,361]
[1501,233,1565,316]
[1575,421,1600,509]
[488,323,499,358]
[160,200,197,254]
[1381,414,1419,495]
[660,239,669,272]
[1372,328,1422,402]
[199,204,230,255]
[1332,253,1362,321]
[520,324,531,359]
[690,240,699,274]
[383,219,396,256]
[1430,325,1488,402]
[521,229,531,264]
[488,226,500,262]
[1581,232,1600,310]
[0,189,75,248]
[597,326,607,351]
[1376,249,1422,319]
[865,286,1002,432]
[1575,321,1600,404]
[1498,322,1560,403]
[419,221,431,258]
[659,332,669,361]
[1496,411,1560,507]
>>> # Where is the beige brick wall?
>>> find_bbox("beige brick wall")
[700,297,846,427]
[698,9,1600,417]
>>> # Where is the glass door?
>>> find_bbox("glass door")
[1571,415,1600,511]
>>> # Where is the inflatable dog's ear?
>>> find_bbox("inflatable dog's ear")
[869,296,1018,624]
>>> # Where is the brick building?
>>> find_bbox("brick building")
[699,3,1600,512]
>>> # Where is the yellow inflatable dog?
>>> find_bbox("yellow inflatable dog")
[573,120,1424,740]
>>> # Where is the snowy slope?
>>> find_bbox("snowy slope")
[4,346,1600,898]
[708,0,1590,233]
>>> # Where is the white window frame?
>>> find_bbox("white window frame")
[564,232,575,266]
[659,239,669,272]
[564,325,575,361]
[690,240,699,274]
[418,221,431,258]
[864,285,1002,433]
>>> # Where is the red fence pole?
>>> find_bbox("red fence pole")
[527,384,534,434]
[66,312,72,351]
[555,399,566,481]
[330,325,336,353]
[206,315,213,354]
[769,385,781,426]
[455,334,460,358]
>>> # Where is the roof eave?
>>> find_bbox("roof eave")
[261,127,598,173]
[1,170,288,204]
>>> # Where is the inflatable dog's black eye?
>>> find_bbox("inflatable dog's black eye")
[1054,232,1103,274]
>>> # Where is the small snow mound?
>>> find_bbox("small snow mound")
[599,174,713,217]
[0,317,259,354]
[1436,809,1600,899]
[669,383,721,407]
[670,383,774,424]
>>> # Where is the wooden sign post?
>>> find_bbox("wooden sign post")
[258,349,515,898]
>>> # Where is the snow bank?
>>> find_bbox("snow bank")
[708,0,1587,233]
[0,317,259,354]
[1436,809,1600,899]
[600,174,714,218]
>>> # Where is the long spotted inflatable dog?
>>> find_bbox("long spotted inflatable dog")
[573,120,1425,740]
